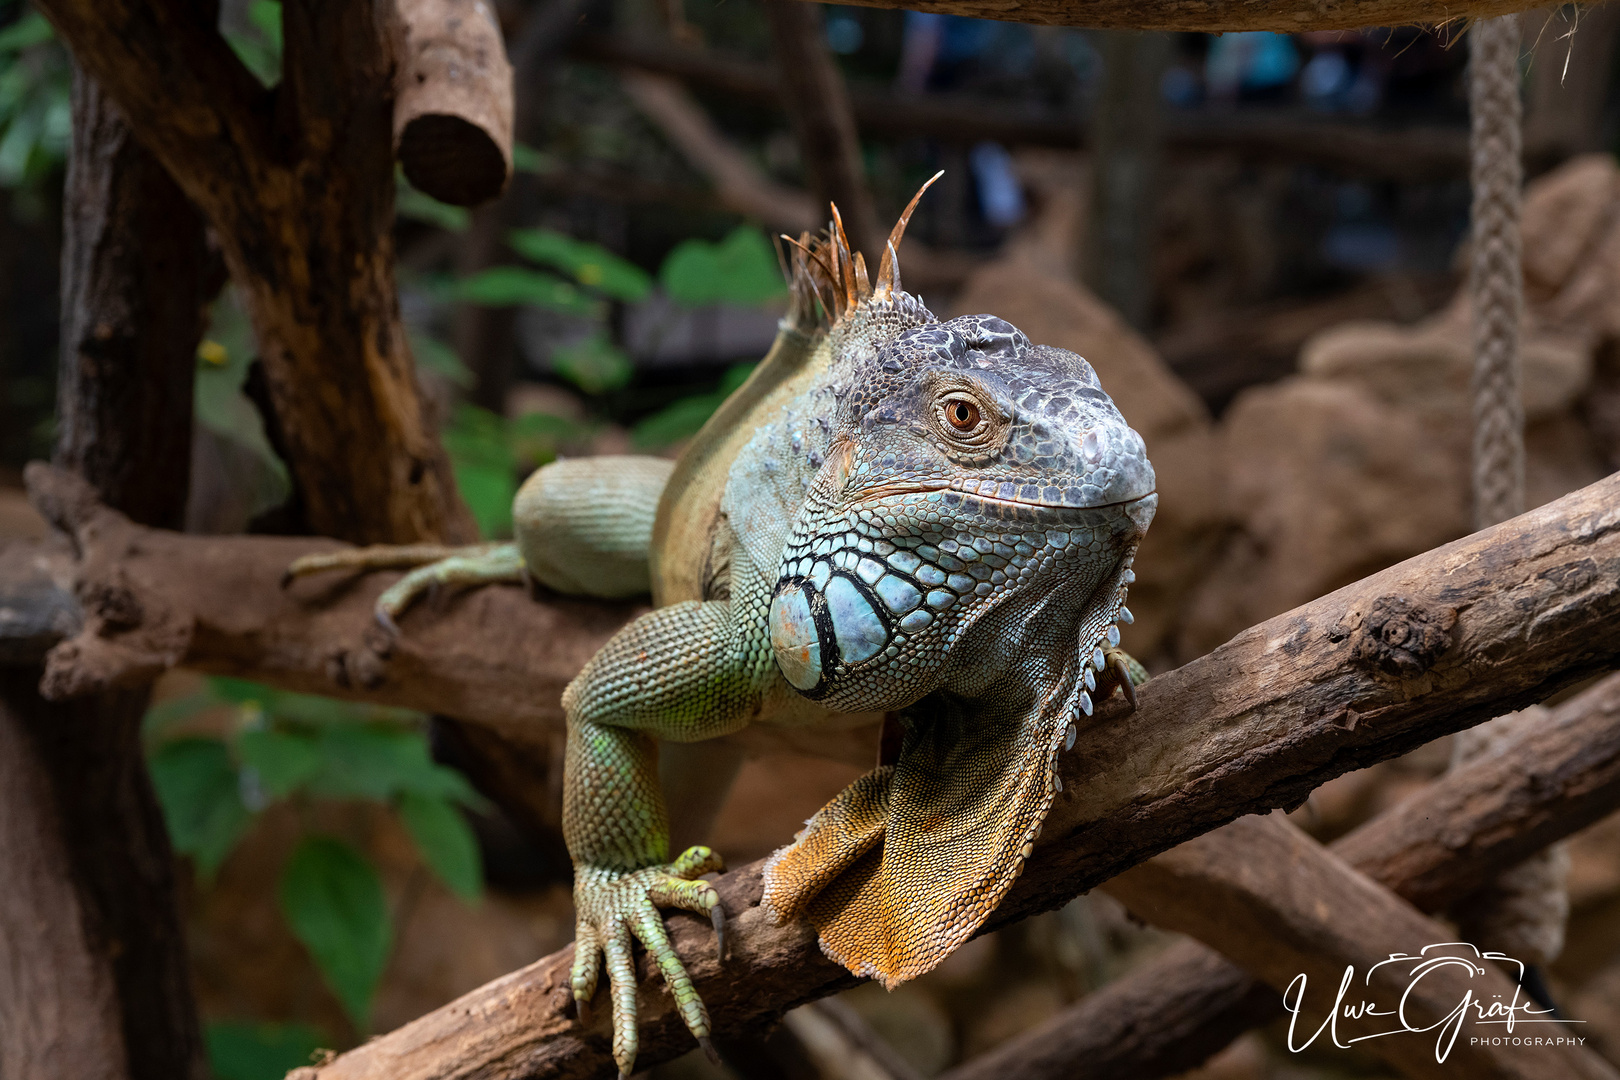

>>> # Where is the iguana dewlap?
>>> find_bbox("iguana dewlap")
[285,182,1156,1077]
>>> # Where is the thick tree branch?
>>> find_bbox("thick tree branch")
[806,0,1549,33]
[38,0,474,544]
[0,469,1567,1075]
[948,671,1620,1080]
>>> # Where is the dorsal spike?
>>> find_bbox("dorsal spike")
[828,205,857,312]
[852,251,870,297]
[876,170,942,298]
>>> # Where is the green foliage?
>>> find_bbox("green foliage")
[407,329,475,388]
[508,228,652,303]
[149,738,254,877]
[0,9,70,199]
[194,292,290,502]
[145,680,488,1034]
[397,179,470,233]
[224,0,284,87]
[659,225,788,307]
[398,791,483,903]
[279,837,392,1032]
[632,362,756,450]
[551,331,633,395]
[205,1021,324,1080]
[442,403,591,538]
[446,266,601,315]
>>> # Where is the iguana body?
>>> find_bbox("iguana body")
[287,190,1157,1076]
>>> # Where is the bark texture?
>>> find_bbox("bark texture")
[36,0,474,545]
[948,671,1620,1080]
[0,71,212,1080]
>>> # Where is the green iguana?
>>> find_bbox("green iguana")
[286,180,1157,1076]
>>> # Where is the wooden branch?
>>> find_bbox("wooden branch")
[619,71,821,234]
[1105,814,1617,1080]
[393,0,515,206]
[38,0,474,545]
[946,671,1620,1080]
[173,469,1619,1078]
[762,0,883,261]
[806,0,1549,33]
[570,33,1472,180]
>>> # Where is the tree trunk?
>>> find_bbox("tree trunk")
[0,71,214,1080]
[37,0,476,545]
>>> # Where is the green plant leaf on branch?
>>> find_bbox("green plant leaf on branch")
[204,1021,325,1080]
[149,737,254,877]
[279,837,392,1032]
[551,331,634,395]
[447,266,601,315]
[237,728,323,799]
[508,228,652,302]
[658,225,788,307]
[398,792,484,902]
[443,403,517,538]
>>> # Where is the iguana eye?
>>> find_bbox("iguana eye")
[943,398,981,432]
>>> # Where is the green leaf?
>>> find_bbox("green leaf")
[409,330,475,388]
[447,266,600,314]
[551,332,633,396]
[507,228,651,302]
[306,724,481,805]
[279,837,392,1032]
[148,738,253,876]
[443,404,516,539]
[398,792,483,903]
[630,363,756,450]
[658,226,788,307]
[205,1021,324,1080]
[238,728,323,799]
[0,13,52,54]
[511,142,555,174]
[631,392,726,450]
[396,183,470,233]
[223,0,283,86]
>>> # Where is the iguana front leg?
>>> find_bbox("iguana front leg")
[561,594,773,1076]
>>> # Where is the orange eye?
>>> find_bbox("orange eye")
[946,399,980,431]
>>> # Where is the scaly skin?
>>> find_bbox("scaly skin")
[283,194,1157,1076]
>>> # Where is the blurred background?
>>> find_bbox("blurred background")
[4,0,1620,1077]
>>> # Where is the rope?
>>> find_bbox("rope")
[1469,14,1525,530]
[1457,16,1568,978]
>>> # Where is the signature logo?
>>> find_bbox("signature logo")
[1283,942,1586,1064]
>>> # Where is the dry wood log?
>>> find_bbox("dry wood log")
[946,671,1620,1080]
[392,0,515,207]
[1105,813,1617,1080]
[36,0,474,545]
[816,0,1548,33]
[109,468,1613,1077]
[569,33,1473,180]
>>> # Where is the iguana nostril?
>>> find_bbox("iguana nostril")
[1082,429,1103,463]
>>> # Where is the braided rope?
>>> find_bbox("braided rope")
[1469,15,1525,530]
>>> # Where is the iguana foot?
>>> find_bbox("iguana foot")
[282,542,525,635]
[1082,644,1148,713]
[571,845,727,1077]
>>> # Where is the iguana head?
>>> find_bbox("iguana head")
[768,312,1155,711]
[762,185,1156,988]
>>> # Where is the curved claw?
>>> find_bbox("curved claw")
[374,607,401,639]
[1112,657,1138,711]
[699,1036,722,1068]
